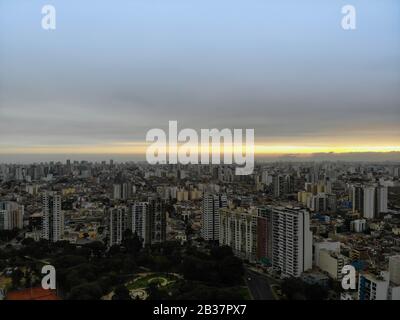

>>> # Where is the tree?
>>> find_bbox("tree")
[21,237,35,246]
[86,241,106,259]
[181,256,218,283]
[281,277,328,300]
[305,284,328,300]
[53,255,87,269]
[108,245,121,256]
[24,271,32,288]
[147,282,166,300]
[152,255,172,272]
[68,282,103,300]
[184,224,192,237]
[218,255,243,285]
[11,268,24,289]
[112,285,131,300]
[121,231,142,256]
[210,245,234,260]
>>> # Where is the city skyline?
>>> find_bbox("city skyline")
[2,0,400,306]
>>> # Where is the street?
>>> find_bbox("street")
[244,268,276,300]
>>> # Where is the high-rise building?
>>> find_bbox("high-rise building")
[113,184,122,200]
[109,206,129,246]
[0,209,6,231]
[272,175,285,198]
[113,182,133,200]
[352,184,388,219]
[261,170,272,185]
[122,182,132,200]
[362,186,375,219]
[219,207,273,263]
[109,199,167,247]
[42,193,64,242]
[270,206,313,278]
[148,198,167,244]
[309,193,327,212]
[352,185,364,215]
[318,250,346,280]
[0,201,24,230]
[358,272,389,300]
[389,255,400,286]
[201,193,227,241]
[272,174,294,198]
[375,186,388,215]
[257,207,273,262]
[15,166,26,181]
[131,202,148,245]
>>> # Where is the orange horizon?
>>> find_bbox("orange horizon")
[1,142,400,155]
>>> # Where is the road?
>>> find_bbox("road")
[244,268,275,300]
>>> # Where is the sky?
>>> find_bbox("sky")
[0,0,399,162]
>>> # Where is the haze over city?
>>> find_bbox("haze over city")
[1,0,400,308]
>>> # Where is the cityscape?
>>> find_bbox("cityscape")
[0,0,400,306]
[0,161,399,300]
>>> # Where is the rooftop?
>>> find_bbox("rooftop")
[6,287,60,300]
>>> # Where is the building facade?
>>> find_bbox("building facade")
[270,206,313,278]
[42,192,64,242]
[201,194,227,241]
[0,201,24,230]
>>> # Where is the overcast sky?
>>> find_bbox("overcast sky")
[0,0,399,161]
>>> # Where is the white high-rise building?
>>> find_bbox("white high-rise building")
[363,186,375,219]
[0,202,24,230]
[358,272,389,300]
[219,208,258,262]
[113,184,122,200]
[375,186,388,214]
[109,199,166,247]
[309,193,327,212]
[15,166,26,181]
[352,184,388,219]
[201,194,227,241]
[42,193,64,242]
[109,206,128,246]
[271,206,313,278]
[0,165,7,181]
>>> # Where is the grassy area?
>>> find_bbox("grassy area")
[126,273,178,290]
